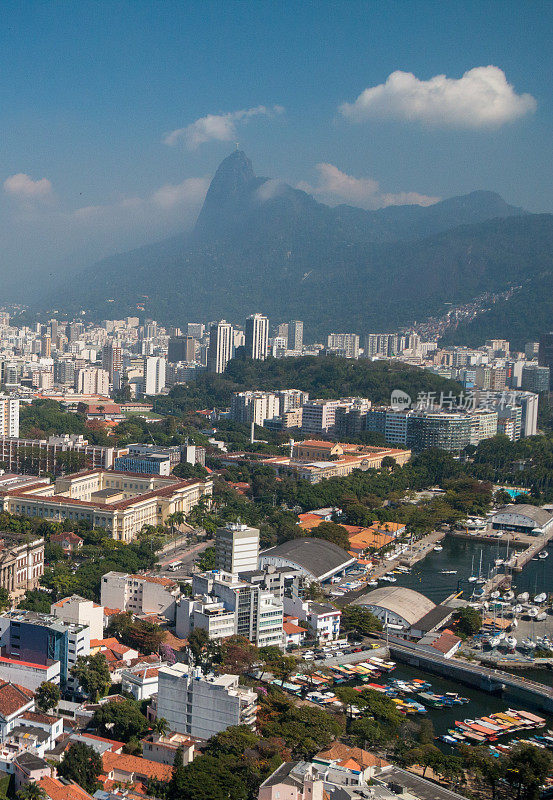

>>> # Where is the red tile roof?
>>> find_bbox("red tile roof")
[102,751,173,781]
[39,777,93,800]
[0,681,34,717]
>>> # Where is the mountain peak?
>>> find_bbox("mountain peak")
[204,150,255,203]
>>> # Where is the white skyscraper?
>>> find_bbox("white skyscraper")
[208,320,234,373]
[143,356,166,395]
[216,522,260,575]
[245,314,269,360]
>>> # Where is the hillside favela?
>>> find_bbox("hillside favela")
[1,4,553,800]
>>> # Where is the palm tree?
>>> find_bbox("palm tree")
[17,784,46,800]
[152,716,169,737]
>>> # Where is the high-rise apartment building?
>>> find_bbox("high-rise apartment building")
[521,364,550,394]
[40,335,51,358]
[538,332,553,389]
[216,522,260,575]
[0,396,19,437]
[301,399,341,435]
[230,391,280,426]
[75,367,110,396]
[327,333,359,359]
[143,356,166,395]
[102,343,123,382]
[208,320,234,374]
[187,323,205,339]
[288,321,303,352]
[168,336,196,363]
[155,663,257,739]
[245,314,269,360]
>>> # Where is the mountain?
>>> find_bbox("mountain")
[52,151,553,343]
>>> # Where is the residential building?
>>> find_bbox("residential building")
[141,732,195,766]
[178,569,284,648]
[539,332,553,388]
[143,356,166,395]
[216,522,260,575]
[50,532,83,556]
[0,681,35,741]
[230,391,280,426]
[521,364,550,394]
[0,610,90,689]
[276,389,309,412]
[301,399,341,435]
[208,320,234,374]
[0,470,212,543]
[168,335,196,363]
[408,411,472,454]
[155,663,257,739]
[517,391,539,437]
[469,409,498,445]
[121,663,162,701]
[326,333,359,359]
[51,595,104,641]
[258,762,324,800]
[101,751,173,785]
[245,314,269,360]
[0,397,19,438]
[288,321,303,352]
[101,344,122,383]
[282,595,341,643]
[75,368,110,396]
[100,572,180,622]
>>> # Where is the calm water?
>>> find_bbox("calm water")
[390,534,552,604]
[374,534,553,732]
[389,662,553,743]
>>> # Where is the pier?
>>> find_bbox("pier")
[388,638,553,713]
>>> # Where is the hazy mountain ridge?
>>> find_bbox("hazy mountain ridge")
[52,151,552,341]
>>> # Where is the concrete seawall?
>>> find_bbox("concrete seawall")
[389,640,553,713]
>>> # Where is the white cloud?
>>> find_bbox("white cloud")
[299,163,439,210]
[151,177,208,209]
[4,173,53,198]
[164,105,285,149]
[256,179,286,202]
[340,66,536,128]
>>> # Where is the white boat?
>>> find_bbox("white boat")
[534,593,547,604]
[536,612,547,622]
[468,575,477,583]
[503,590,515,601]
[539,551,549,559]
[495,558,504,566]
[505,636,517,649]
[440,570,457,574]
[380,575,397,583]
[490,590,500,599]
[527,606,539,619]
[367,580,378,587]
[434,545,443,552]
[513,604,523,613]
[517,592,530,602]
[522,638,536,650]
[489,635,501,647]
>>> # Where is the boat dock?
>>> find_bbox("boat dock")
[388,638,553,713]
[450,528,553,572]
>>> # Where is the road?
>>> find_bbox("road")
[157,536,214,575]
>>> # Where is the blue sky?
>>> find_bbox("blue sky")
[0,0,551,294]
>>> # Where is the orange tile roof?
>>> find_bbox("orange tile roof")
[102,751,173,781]
[0,681,34,717]
[283,622,307,635]
[315,743,388,770]
[39,777,93,800]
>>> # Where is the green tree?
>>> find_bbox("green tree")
[35,681,61,712]
[341,605,383,636]
[505,742,553,800]
[17,785,46,800]
[454,606,483,637]
[196,547,216,571]
[58,742,102,793]
[310,521,350,550]
[93,699,148,740]
[70,653,111,701]
[0,587,9,611]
